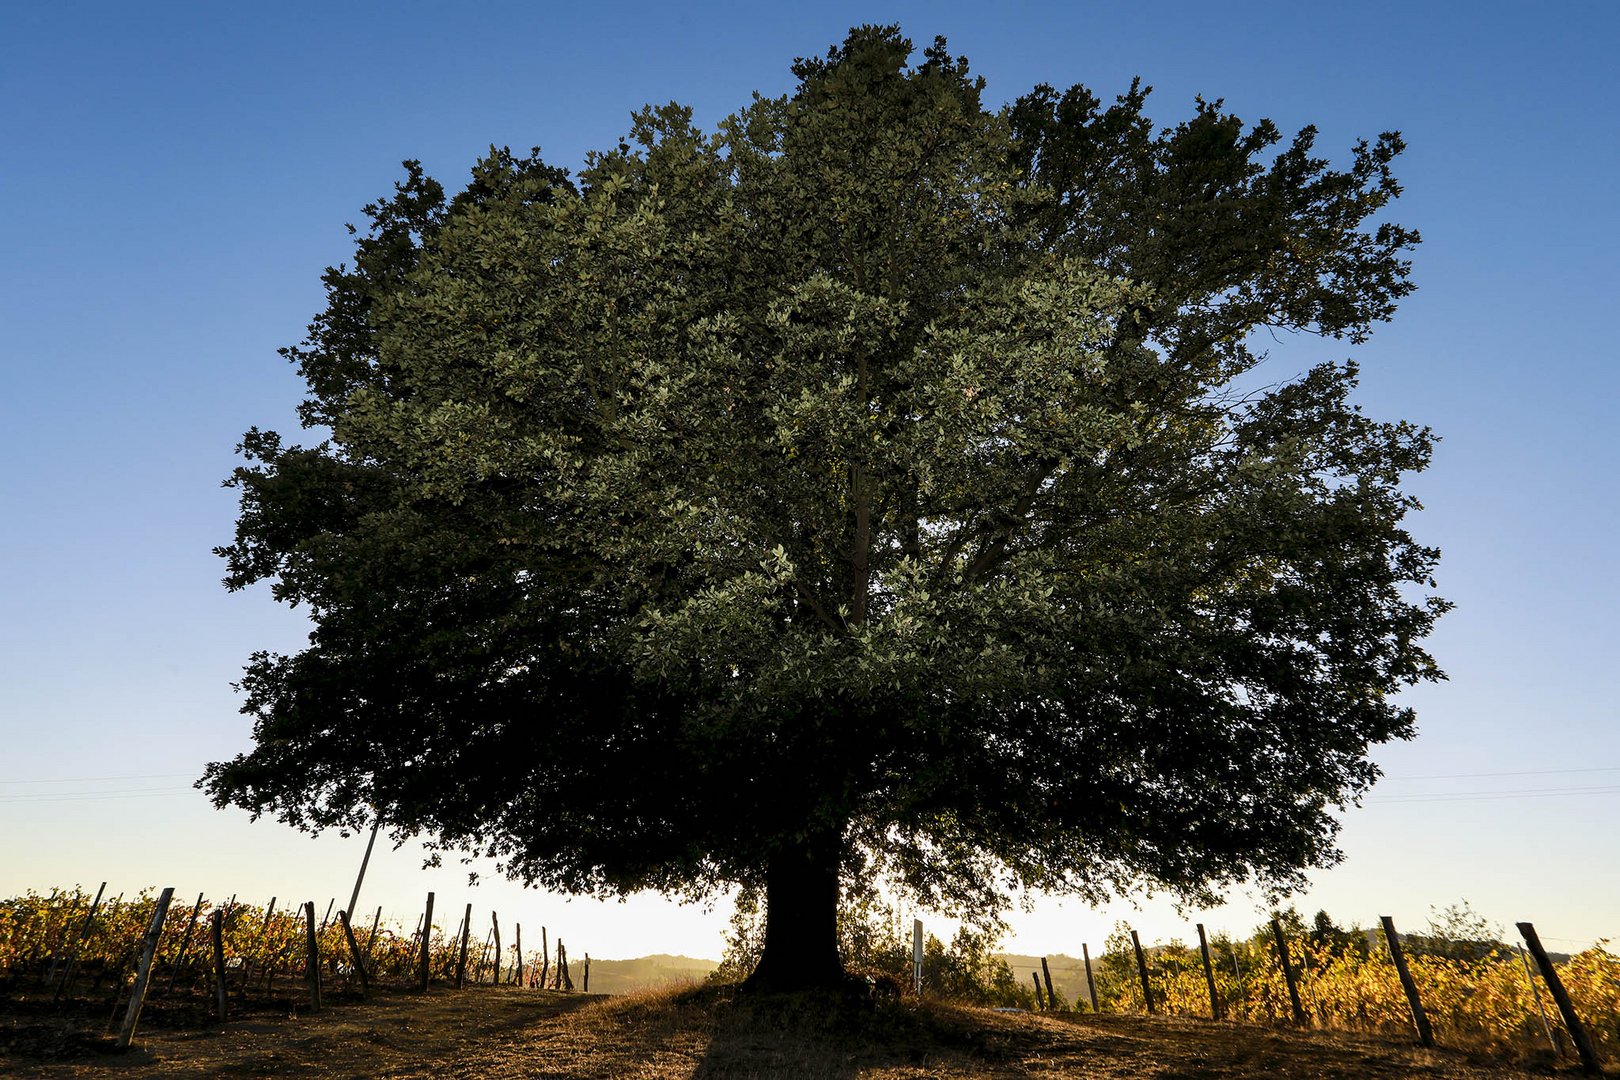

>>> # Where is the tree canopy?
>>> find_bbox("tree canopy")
[205,26,1445,988]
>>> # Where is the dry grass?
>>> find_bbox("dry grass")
[2,981,1570,1078]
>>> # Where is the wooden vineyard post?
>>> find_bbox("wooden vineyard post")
[491,912,502,985]
[1270,916,1307,1026]
[912,919,924,997]
[1130,929,1154,1014]
[303,901,322,1012]
[514,924,523,986]
[210,910,228,1021]
[1082,943,1098,1011]
[456,904,473,988]
[1031,971,1044,1009]
[1041,957,1058,1011]
[417,892,434,991]
[557,939,573,990]
[1379,916,1433,1047]
[166,892,206,993]
[339,910,370,995]
[540,926,549,988]
[1197,924,1222,1020]
[583,953,590,993]
[1518,922,1603,1075]
[318,898,335,933]
[53,880,107,1002]
[116,887,174,1050]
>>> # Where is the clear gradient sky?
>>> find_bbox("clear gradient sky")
[2,2,1617,961]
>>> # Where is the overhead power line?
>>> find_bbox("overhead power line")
[1369,786,1620,804]
[1383,765,1620,781]
[0,787,197,803]
[0,772,197,785]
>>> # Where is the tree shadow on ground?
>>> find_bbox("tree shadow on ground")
[674,987,1542,1080]
[685,987,1045,1079]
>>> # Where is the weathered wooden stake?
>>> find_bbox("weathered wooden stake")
[912,918,924,996]
[417,892,434,990]
[540,926,549,988]
[1082,943,1098,1011]
[339,909,370,995]
[318,897,335,934]
[558,939,572,990]
[491,912,502,985]
[116,887,175,1049]
[1197,923,1222,1020]
[303,901,322,1011]
[1379,916,1433,1046]
[1518,922,1603,1075]
[53,880,107,1002]
[1517,942,1562,1057]
[1130,929,1154,1014]
[456,903,474,988]
[210,910,228,1021]
[1031,970,1044,1009]
[1041,956,1058,1011]
[583,953,590,993]
[166,892,206,993]
[514,924,523,986]
[1271,916,1307,1026]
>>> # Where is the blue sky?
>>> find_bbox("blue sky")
[2,1,1617,960]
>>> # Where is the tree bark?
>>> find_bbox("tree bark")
[745,840,844,991]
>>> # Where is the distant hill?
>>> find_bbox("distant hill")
[577,953,719,994]
[999,953,1089,1004]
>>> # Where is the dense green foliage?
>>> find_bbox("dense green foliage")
[205,26,1444,971]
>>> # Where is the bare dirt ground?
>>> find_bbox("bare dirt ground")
[2,983,1572,1078]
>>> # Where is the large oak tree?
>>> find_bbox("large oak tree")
[205,27,1445,989]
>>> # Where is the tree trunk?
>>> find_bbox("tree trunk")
[745,840,843,991]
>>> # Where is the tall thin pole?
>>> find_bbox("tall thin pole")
[347,818,381,921]
[1081,943,1098,1011]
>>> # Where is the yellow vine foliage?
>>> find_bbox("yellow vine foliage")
[1092,924,1618,1065]
[0,887,537,992]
